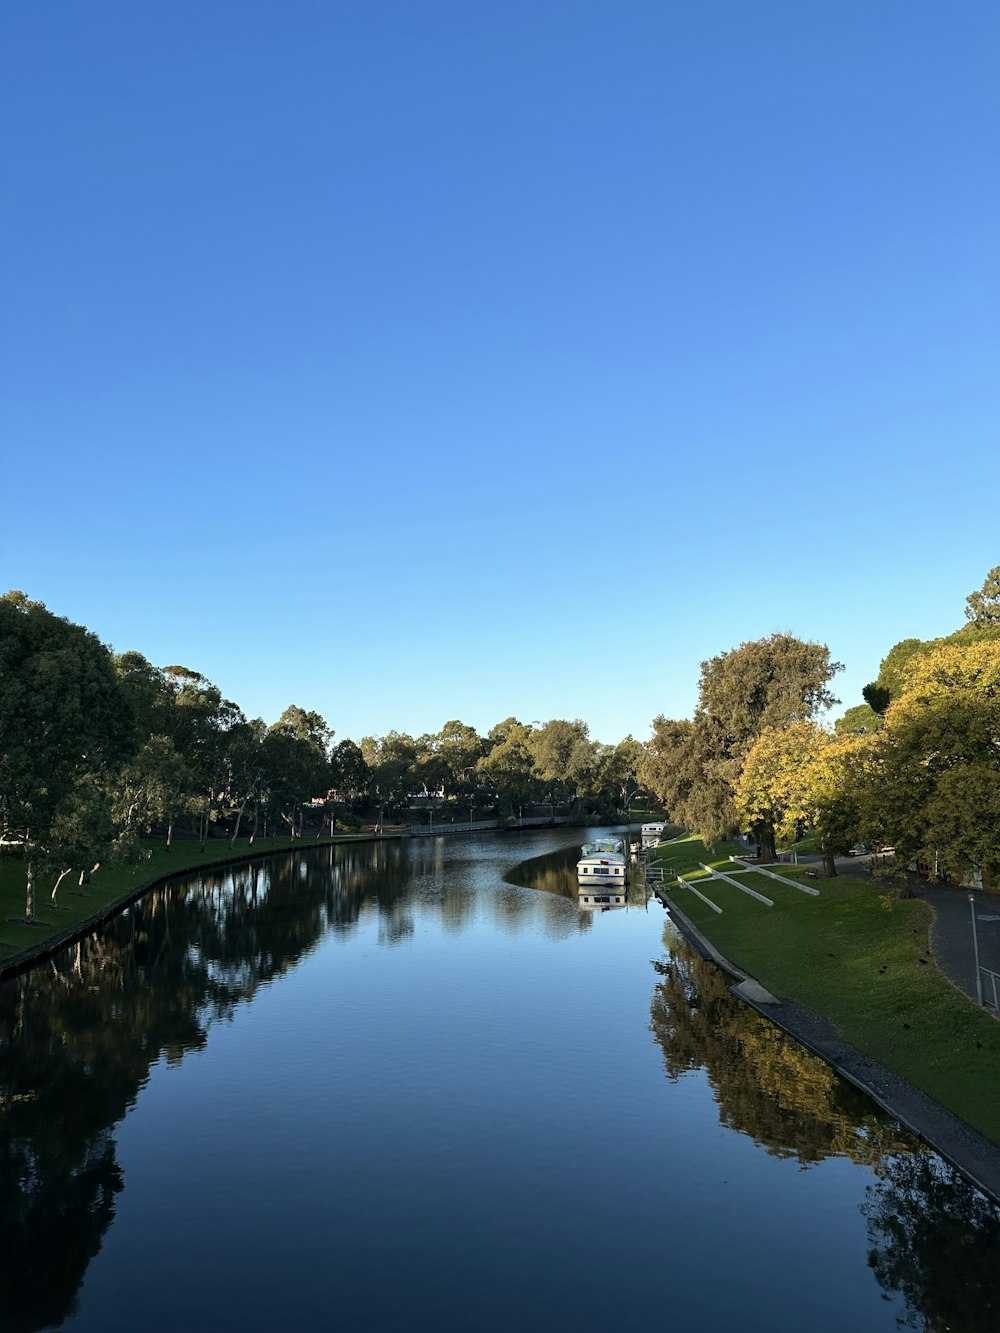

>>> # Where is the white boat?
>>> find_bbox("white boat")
[641,822,665,840]
[576,837,627,886]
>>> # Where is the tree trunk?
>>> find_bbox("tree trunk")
[51,868,72,904]
[230,798,248,847]
[166,818,174,848]
[755,821,776,863]
[821,850,838,877]
[25,858,35,920]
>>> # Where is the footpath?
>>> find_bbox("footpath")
[655,882,1000,1206]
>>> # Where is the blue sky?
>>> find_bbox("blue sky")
[2,1,997,743]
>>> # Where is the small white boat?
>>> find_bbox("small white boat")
[641,822,665,840]
[577,837,627,886]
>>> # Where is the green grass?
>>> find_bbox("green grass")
[651,836,1000,1144]
[0,832,369,966]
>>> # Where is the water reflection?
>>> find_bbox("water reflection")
[650,923,913,1166]
[503,843,651,919]
[2,842,1000,1332]
[650,921,1000,1330]
[864,1155,1000,1332]
[0,840,521,1330]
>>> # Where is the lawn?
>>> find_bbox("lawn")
[650,836,1000,1144]
[0,832,368,968]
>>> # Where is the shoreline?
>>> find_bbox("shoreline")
[0,833,383,985]
[0,820,580,985]
[656,885,1000,1206]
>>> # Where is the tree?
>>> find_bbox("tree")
[861,683,891,715]
[431,720,486,795]
[0,592,134,918]
[644,635,841,857]
[329,739,369,803]
[526,719,591,799]
[115,734,197,848]
[271,705,333,752]
[360,731,418,822]
[260,708,332,838]
[477,721,538,813]
[965,565,1000,627]
[736,722,866,876]
[861,640,1000,886]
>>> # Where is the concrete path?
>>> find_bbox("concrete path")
[913,885,1000,1004]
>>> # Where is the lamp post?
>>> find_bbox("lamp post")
[970,892,984,1006]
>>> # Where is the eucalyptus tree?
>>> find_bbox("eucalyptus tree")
[0,591,134,918]
[330,739,369,804]
[261,707,333,837]
[594,736,646,814]
[525,719,592,803]
[477,719,539,814]
[360,731,418,823]
[433,720,487,795]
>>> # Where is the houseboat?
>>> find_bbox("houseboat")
[576,837,627,887]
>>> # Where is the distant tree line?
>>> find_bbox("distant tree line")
[640,567,1000,889]
[0,590,646,919]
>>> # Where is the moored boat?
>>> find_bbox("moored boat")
[576,837,627,886]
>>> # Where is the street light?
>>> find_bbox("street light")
[970,892,984,1006]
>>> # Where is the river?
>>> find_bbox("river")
[1,829,998,1331]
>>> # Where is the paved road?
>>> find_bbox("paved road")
[779,852,1000,1005]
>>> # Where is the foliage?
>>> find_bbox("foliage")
[836,702,883,734]
[964,564,1000,627]
[736,722,867,873]
[859,640,1000,885]
[642,635,842,857]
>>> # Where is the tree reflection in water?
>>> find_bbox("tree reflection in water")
[650,921,1000,1331]
[863,1155,1000,1332]
[0,839,497,1330]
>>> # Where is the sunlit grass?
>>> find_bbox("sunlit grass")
[650,836,1000,1143]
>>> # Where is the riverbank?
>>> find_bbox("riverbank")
[0,832,378,982]
[648,837,1000,1153]
[658,885,1000,1204]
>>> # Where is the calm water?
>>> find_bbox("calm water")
[2,830,998,1332]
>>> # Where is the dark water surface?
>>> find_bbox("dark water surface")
[2,830,999,1331]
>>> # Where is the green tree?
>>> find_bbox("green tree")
[330,739,369,802]
[258,708,333,838]
[360,731,418,823]
[477,720,539,814]
[964,564,1000,627]
[651,634,842,858]
[861,640,1000,886]
[525,719,591,801]
[0,592,134,918]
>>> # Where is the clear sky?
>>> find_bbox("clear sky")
[2,1,997,744]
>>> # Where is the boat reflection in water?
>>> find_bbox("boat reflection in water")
[577,888,627,911]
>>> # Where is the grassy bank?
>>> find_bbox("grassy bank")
[0,833,370,967]
[651,836,1000,1144]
